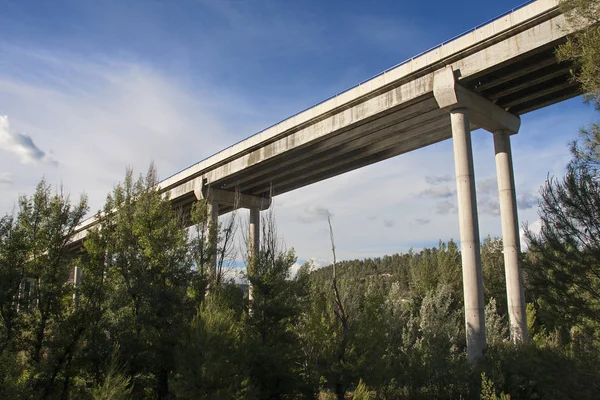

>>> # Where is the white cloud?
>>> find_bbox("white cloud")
[0,172,12,185]
[383,219,395,228]
[0,47,239,215]
[434,199,458,215]
[420,185,455,199]
[517,192,539,210]
[425,174,452,185]
[0,115,57,165]
[521,219,542,251]
[299,205,332,223]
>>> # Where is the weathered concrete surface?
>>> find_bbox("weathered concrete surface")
[198,187,271,211]
[155,0,573,201]
[433,66,520,134]
[71,0,581,245]
[450,107,486,362]
[248,208,260,303]
[494,130,528,344]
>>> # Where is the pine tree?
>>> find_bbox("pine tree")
[557,0,600,106]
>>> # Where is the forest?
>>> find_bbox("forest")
[1,0,600,398]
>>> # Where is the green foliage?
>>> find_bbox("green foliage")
[172,290,246,399]
[525,153,600,330]
[569,121,600,175]
[3,138,600,399]
[246,233,312,399]
[480,373,510,400]
[486,298,509,345]
[91,345,132,400]
[557,0,600,106]
[0,179,88,399]
[516,114,600,398]
[481,237,508,317]
[84,165,192,398]
[480,338,599,400]
[352,379,373,400]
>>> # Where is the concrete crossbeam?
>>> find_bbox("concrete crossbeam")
[434,66,521,134]
[196,187,271,213]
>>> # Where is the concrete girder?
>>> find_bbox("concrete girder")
[263,128,452,197]
[434,66,520,134]
[474,55,557,92]
[246,114,450,195]
[219,97,440,190]
[515,86,581,114]
[486,65,572,100]
[202,75,436,187]
[238,107,446,192]
[503,79,573,109]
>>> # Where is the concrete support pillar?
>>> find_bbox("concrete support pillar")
[208,201,219,274]
[451,107,486,362]
[249,208,260,259]
[248,208,260,302]
[493,130,528,343]
[72,266,82,305]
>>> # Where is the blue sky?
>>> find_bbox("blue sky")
[0,0,598,268]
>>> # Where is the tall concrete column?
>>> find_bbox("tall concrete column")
[208,201,219,274]
[72,266,82,305]
[493,130,528,343]
[451,107,486,362]
[248,208,260,302]
[249,208,260,259]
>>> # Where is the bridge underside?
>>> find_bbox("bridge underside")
[71,0,583,235]
[204,43,578,215]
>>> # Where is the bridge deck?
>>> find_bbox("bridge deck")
[72,0,581,243]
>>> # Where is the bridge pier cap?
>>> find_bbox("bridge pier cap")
[433,66,520,135]
[196,182,271,215]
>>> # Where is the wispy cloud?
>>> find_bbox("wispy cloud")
[415,217,430,225]
[476,177,497,195]
[299,205,332,223]
[478,199,500,216]
[383,219,395,228]
[425,174,452,185]
[420,185,456,199]
[517,192,538,210]
[0,46,238,215]
[0,172,12,185]
[0,115,57,165]
[434,200,457,215]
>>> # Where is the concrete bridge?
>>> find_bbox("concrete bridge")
[70,0,584,361]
